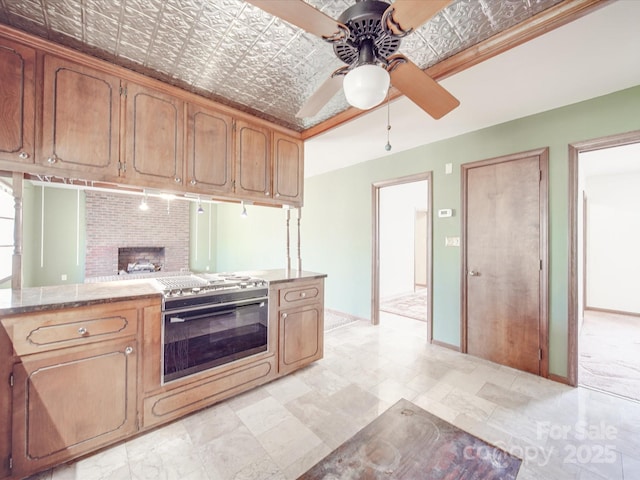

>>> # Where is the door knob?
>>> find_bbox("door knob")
[468,270,480,277]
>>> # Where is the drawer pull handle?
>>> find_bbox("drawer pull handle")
[301,292,306,297]
[78,327,87,335]
[125,346,134,355]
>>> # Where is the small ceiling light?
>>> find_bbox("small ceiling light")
[139,193,149,211]
[240,201,248,218]
[343,64,390,110]
[197,197,204,214]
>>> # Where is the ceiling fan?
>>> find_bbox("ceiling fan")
[246,0,460,120]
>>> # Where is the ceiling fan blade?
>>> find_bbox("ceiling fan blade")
[385,0,451,35]
[245,0,346,40]
[296,74,344,118]
[389,56,459,119]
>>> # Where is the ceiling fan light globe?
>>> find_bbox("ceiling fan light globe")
[343,64,390,110]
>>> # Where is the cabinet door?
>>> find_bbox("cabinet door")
[0,38,35,165]
[41,55,121,177]
[12,338,137,477]
[273,132,303,206]
[0,327,12,479]
[124,82,184,187]
[186,103,233,193]
[278,303,324,375]
[234,120,271,199]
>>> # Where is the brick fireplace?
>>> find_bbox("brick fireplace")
[85,191,190,279]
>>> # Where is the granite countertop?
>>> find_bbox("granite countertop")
[232,269,327,284]
[0,269,326,316]
[0,280,162,316]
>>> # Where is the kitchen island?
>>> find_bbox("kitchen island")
[0,270,325,480]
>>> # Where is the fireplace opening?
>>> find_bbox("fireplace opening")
[118,247,165,274]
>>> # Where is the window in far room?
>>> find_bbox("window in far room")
[0,175,14,288]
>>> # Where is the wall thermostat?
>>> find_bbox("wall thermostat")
[438,209,453,218]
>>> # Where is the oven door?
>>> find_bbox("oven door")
[163,295,268,383]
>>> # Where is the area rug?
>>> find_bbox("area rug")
[299,398,521,480]
[380,290,428,321]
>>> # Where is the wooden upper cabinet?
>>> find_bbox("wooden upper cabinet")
[40,55,121,177]
[124,82,184,187]
[0,37,35,165]
[234,119,271,199]
[273,133,303,206]
[186,103,233,194]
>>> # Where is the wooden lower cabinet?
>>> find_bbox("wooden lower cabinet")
[11,337,137,477]
[0,277,325,478]
[0,327,12,479]
[273,278,325,375]
[142,356,276,429]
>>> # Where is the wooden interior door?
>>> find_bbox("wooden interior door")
[462,149,548,375]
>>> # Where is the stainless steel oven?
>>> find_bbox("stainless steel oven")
[157,275,269,383]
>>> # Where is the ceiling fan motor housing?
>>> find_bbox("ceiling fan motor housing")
[334,0,401,67]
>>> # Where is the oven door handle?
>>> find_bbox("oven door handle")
[165,296,268,316]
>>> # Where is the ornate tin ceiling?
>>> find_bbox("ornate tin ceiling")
[0,0,564,132]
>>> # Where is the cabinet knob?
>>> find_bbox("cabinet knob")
[468,270,480,277]
[78,327,88,335]
[281,313,288,319]
[47,155,58,164]
[300,292,306,298]
[174,177,182,183]
[265,191,270,196]
[19,151,30,160]
[190,179,197,186]
[125,346,134,355]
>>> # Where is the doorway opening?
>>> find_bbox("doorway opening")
[371,173,432,340]
[569,132,640,401]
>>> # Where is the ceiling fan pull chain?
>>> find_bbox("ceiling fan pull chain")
[385,88,392,152]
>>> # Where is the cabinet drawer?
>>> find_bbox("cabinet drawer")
[279,282,321,307]
[4,304,138,356]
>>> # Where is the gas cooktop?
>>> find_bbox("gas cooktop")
[155,273,267,299]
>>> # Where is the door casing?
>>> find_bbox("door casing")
[371,172,432,341]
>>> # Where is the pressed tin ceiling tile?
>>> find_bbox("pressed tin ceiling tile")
[0,0,565,131]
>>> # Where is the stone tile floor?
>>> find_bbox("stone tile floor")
[28,313,640,479]
[579,310,640,402]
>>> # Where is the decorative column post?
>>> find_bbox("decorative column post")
[285,208,291,273]
[296,207,302,274]
[12,172,23,289]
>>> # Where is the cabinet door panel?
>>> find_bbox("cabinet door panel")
[187,104,232,193]
[41,56,120,175]
[12,338,137,475]
[278,304,323,375]
[273,133,303,206]
[125,83,184,185]
[235,120,270,198]
[0,38,35,164]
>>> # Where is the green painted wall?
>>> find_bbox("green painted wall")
[215,202,291,273]
[22,184,86,287]
[302,85,640,378]
[189,202,218,273]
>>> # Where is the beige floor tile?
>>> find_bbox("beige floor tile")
[31,314,640,480]
[256,416,324,470]
[235,396,294,437]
